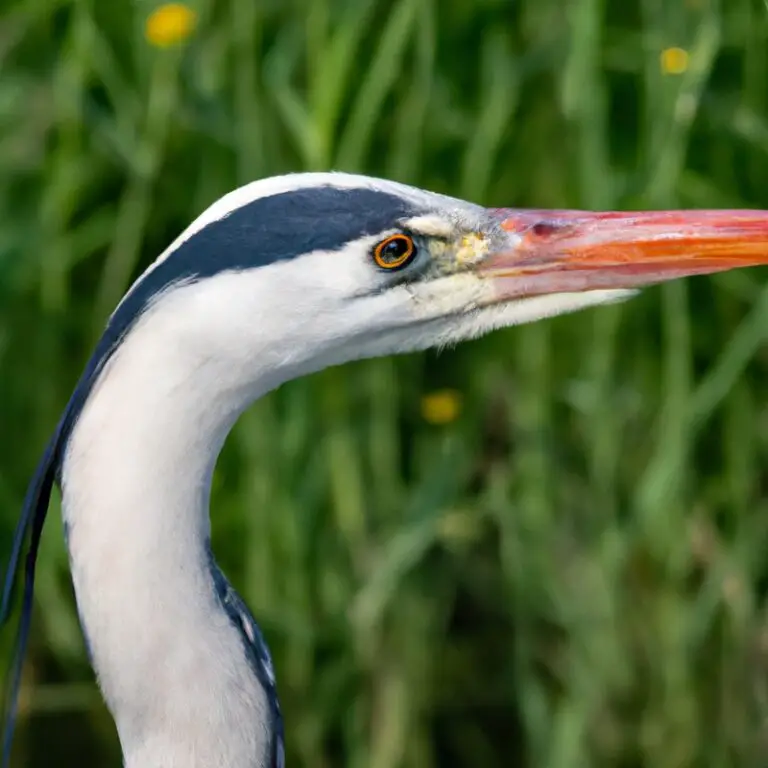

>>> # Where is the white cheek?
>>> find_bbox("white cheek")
[296,248,376,295]
[272,235,411,306]
[408,273,492,320]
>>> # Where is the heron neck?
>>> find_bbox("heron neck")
[60,315,278,768]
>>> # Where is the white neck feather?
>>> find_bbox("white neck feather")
[60,283,284,768]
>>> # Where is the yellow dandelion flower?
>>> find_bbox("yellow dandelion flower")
[421,389,462,425]
[145,3,197,48]
[660,47,689,75]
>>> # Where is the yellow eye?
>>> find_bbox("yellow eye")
[372,234,417,270]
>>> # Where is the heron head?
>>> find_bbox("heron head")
[68,170,768,413]
[118,172,768,384]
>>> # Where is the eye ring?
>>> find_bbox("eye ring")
[372,234,417,271]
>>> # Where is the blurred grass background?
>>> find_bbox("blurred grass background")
[2,0,768,766]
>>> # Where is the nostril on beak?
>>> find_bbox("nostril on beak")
[529,220,573,239]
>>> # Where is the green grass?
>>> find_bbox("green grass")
[2,0,768,766]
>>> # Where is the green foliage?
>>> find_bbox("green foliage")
[1,0,768,765]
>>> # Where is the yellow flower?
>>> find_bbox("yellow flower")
[421,389,462,425]
[145,3,197,48]
[660,47,689,75]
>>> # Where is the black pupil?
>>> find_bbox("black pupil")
[381,237,410,263]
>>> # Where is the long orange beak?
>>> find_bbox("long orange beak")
[479,209,768,297]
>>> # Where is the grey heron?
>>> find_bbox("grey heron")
[3,172,768,768]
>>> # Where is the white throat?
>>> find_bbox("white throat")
[60,287,284,768]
